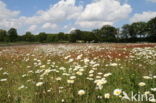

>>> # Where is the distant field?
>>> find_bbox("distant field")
[0,42,41,47]
[0,43,156,103]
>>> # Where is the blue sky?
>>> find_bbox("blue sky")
[0,0,156,34]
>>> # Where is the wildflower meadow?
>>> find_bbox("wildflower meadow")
[0,43,156,103]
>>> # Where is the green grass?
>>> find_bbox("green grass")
[0,42,41,47]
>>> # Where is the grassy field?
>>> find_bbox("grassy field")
[0,43,156,103]
[0,42,41,47]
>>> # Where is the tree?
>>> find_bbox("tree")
[81,31,97,42]
[92,29,101,42]
[121,24,131,39]
[37,32,47,42]
[147,17,156,37]
[99,25,117,42]
[121,24,140,42]
[8,28,18,42]
[23,32,35,42]
[57,32,65,41]
[46,34,58,42]
[131,22,147,38]
[0,29,7,42]
[69,29,82,42]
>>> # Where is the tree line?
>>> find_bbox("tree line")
[0,17,156,43]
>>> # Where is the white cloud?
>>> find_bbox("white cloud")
[0,0,132,33]
[130,11,156,22]
[0,1,20,29]
[27,25,37,31]
[0,0,82,32]
[42,23,58,29]
[0,19,20,29]
[15,0,82,33]
[23,0,82,25]
[0,1,19,19]
[76,0,132,28]
[78,21,113,28]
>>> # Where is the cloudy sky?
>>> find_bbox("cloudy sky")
[0,0,156,34]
